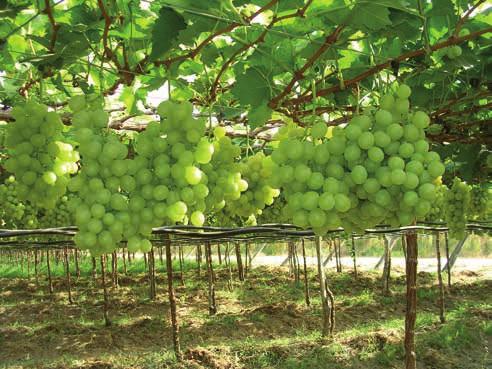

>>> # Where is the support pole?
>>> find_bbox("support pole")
[235,242,244,281]
[351,235,357,279]
[34,249,39,286]
[75,249,80,278]
[122,249,127,275]
[46,249,53,294]
[179,246,185,286]
[382,235,392,295]
[435,232,445,323]
[63,246,73,304]
[217,244,222,265]
[165,239,182,361]
[205,241,217,315]
[112,250,118,287]
[315,236,331,337]
[301,239,310,307]
[100,255,111,327]
[444,232,451,289]
[404,230,418,369]
[442,234,469,272]
[149,249,156,300]
[91,257,97,283]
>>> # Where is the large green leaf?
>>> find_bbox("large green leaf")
[150,6,187,61]
[349,2,393,31]
[231,67,273,108]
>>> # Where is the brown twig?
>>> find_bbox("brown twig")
[155,0,279,69]
[453,118,492,130]
[209,0,315,101]
[432,90,491,117]
[269,25,345,108]
[454,0,486,37]
[428,132,492,144]
[275,0,313,22]
[438,101,492,118]
[209,24,272,101]
[97,0,121,69]
[44,0,60,52]
[286,27,492,107]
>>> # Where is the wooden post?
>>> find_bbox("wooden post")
[444,232,451,289]
[217,244,222,265]
[351,235,358,279]
[100,255,111,327]
[34,249,39,286]
[122,250,127,275]
[294,242,301,284]
[315,236,331,337]
[244,242,249,278]
[91,257,97,283]
[112,250,118,287]
[435,232,445,323]
[336,238,342,273]
[301,239,310,307]
[225,243,233,291]
[205,242,217,315]
[235,242,244,281]
[63,247,73,304]
[196,245,202,276]
[165,239,182,361]
[26,251,30,278]
[46,249,53,294]
[382,235,392,295]
[404,230,418,369]
[401,234,407,261]
[74,249,80,278]
[179,246,185,286]
[148,249,156,300]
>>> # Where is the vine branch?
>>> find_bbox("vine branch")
[454,0,486,37]
[269,25,345,108]
[43,0,60,53]
[155,0,279,69]
[97,0,121,69]
[286,27,492,107]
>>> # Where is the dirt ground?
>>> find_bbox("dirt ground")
[0,264,491,369]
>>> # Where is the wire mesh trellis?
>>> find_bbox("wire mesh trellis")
[0,221,490,251]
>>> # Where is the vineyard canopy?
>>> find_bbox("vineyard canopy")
[0,1,490,183]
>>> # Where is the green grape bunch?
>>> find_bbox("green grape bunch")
[202,126,248,220]
[223,151,280,223]
[68,96,135,256]
[39,195,74,228]
[444,177,470,239]
[270,84,445,235]
[3,101,78,208]
[0,176,38,229]
[426,184,448,222]
[469,184,490,221]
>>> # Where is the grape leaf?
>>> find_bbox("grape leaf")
[150,6,186,61]
[349,3,393,31]
[232,67,272,107]
[248,103,272,128]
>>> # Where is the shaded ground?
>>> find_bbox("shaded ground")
[0,261,491,369]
